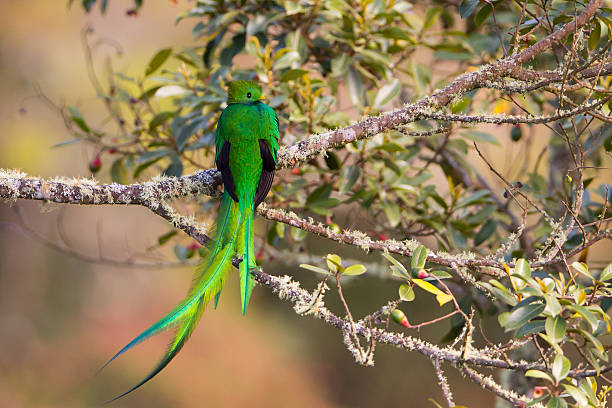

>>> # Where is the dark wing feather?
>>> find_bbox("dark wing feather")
[254,139,276,208]
[216,141,238,203]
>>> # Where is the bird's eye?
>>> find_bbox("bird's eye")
[246,92,252,98]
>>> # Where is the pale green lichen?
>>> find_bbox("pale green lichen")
[293,280,328,317]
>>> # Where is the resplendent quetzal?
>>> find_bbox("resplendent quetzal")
[104,80,279,400]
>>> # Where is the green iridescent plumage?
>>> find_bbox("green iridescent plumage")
[104,80,279,401]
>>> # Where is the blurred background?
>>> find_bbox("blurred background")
[0,2,609,408]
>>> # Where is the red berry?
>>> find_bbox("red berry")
[378,233,388,241]
[108,148,117,154]
[532,386,546,398]
[417,269,429,279]
[256,248,264,262]
[390,309,411,328]
[187,242,201,251]
[291,168,300,175]
[325,215,332,225]
[89,155,102,173]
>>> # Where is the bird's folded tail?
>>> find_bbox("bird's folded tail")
[237,204,256,315]
[102,194,242,403]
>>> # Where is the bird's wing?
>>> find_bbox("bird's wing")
[216,141,238,203]
[254,139,275,208]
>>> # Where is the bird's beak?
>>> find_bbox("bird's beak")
[260,95,266,100]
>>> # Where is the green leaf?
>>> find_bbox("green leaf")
[455,190,491,208]
[552,354,570,383]
[588,20,601,50]
[299,263,330,275]
[280,69,309,82]
[340,165,360,193]
[482,280,517,306]
[600,262,612,281]
[373,79,401,109]
[157,230,177,246]
[399,284,415,301]
[578,328,604,354]
[501,303,545,331]
[459,0,479,18]
[145,48,173,76]
[474,4,492,26]
[462,130,500,145]
[381,198,401,227]
[149,111,176,130]
[67,106,90,133]
[324,151,341,170]
[331,54,350,77]
[413,279,453,306]
[174,244,188,262]
[274,50,300,70]
[571,261,591,279]
[474,219,497,246]
[562,384,589,407]
[163,155,183,177]
[383,253,410,280]
[345,65,365,107]
[326,254,343,273]
[110,158,129,185]
[379,27,413,41]
[423,7,442,30]
[568,305,599,331]
[450,96,470,113]
[544,294,562,316]
[343,264,367,276]
[605,133,612,152]
[514,320,545,338]
[411,245,427,270]
[545,316,566,344]
[174,117,207,152]
[546,396,567,408]
[525,369,554,383]
[515,258,531,279]
[51,138,82,149]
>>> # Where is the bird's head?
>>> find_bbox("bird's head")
[226,80,264,104]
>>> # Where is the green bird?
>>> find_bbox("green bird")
[103,80,279,401]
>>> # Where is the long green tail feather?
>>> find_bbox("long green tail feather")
[238,206,256,315]
[103,192,243,400]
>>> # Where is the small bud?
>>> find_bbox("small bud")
[378,233,388,241]
[256,248,264,262]
[129,97,139,104]
[108,148,117,154]
[126,8,138,16]
[511,125,522,141]
[325,215,332,225]
[515,181,523,188]
[390,309,411,328]
[187,242,201,251]
[417,269,429,279]
[329,223,341,234]
[89,155,102,173]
